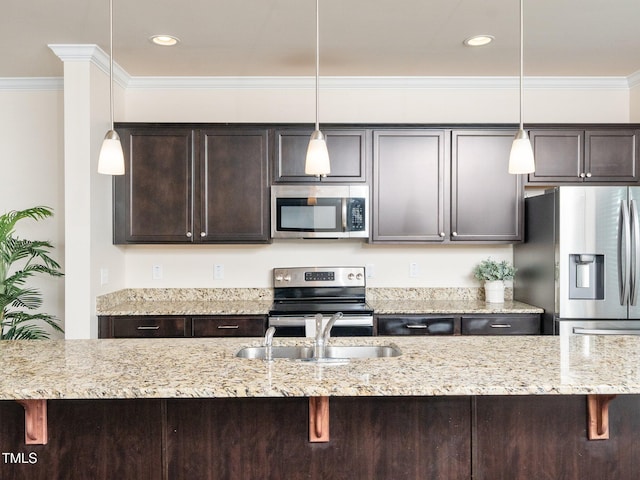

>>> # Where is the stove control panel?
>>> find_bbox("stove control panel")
[273,266,365,288]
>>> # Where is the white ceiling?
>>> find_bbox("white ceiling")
[3,0,640,79]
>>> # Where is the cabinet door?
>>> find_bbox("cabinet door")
[114,128,195,243]
[372,130,447,242]
[192,316,266,337]
[200,129,270,243]
[461,314,540,335]
[451,130,523,243]
[527,130,583,183]
[585,130,640,182]
[273,128,369,183]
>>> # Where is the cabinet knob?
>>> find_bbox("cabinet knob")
[579,173,586,178]
[200,232,207,238]
[186,232,192,238]
[452,232,458,237]
[586,172,592,178]
[439,232,446,237]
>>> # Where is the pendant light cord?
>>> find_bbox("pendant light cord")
[518,0,524,131]
[109,0,115,130]
[314,0,320,132]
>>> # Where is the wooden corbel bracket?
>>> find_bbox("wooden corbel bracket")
[16,399,48,445]
[587,394,617,440]
[309,396,330,443]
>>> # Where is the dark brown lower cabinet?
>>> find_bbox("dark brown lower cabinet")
[473,395,640,480]
[166,397,470,480]
[0,399,162,480]
[2,395,640,479]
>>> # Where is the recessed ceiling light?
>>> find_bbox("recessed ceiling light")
[463,35,495,47]
[149,35,180,47]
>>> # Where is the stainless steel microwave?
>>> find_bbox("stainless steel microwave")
[271,185,369,239]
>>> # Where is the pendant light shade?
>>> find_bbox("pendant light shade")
[508,0,535,175]
[305,0,330,177]
[98,130,125,175]
[98,0,124,175]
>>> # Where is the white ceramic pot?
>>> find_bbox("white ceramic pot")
[484,280,505,303]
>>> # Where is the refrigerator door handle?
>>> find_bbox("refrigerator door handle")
[631,199,640,306]
[619,200,631,305]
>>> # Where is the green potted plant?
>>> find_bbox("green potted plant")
[473,258,516,303]
[0,206,64,339]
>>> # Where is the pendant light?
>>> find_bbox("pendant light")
[304,0,330,177]
[98,0,125,175]
[508,0,535,174]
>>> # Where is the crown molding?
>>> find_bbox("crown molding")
[0,77,63,91]
[126,75,630,91]
[48,44,130,88]
[628,70,640,89]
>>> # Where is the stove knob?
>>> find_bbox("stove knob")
[356,273,363,280]
[284,274,292,282]
[348,273,355,280]
[275,274,284,282]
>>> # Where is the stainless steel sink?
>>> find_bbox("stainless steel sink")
[235,344,401,360]
[235,345,313,359]
[323,345,401,358]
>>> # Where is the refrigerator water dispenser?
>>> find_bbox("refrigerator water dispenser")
[569,254,604,299]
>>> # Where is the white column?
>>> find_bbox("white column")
[50,45,126,338]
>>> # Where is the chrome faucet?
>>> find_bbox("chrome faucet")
[264,326,276,362]
[314,312,343,359]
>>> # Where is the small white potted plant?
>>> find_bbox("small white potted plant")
[473,258,516,303]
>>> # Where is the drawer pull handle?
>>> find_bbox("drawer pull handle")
[137,326,160,330]
[405,324,428,329]
[217,325,240,329]
[490,324,512,328]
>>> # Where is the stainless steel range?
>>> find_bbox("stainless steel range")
[268,266,374,337]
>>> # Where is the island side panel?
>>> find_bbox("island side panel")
[165,396,471,480]
[473,395,640,480]
[0,400,163,480]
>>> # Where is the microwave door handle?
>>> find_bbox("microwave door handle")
[341,198,347,231]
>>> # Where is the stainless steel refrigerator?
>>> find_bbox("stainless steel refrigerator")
[514,186,640,335]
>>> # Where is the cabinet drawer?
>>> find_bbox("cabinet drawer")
[192,316,266,337]
[112,316,188,338]
[377,316,455,335]
[461,315,540,335]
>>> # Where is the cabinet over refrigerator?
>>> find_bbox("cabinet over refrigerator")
[514,186,640,335]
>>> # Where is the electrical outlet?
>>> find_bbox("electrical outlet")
[100,268,109,286]
[214,264,224,280]
[152,265,163,280]
[366,264,375,279]
[409,262,419,278]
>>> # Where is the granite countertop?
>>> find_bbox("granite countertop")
[96,288,543,316]
[1,335,638,400]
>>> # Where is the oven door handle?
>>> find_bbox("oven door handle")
[269,316,373,327]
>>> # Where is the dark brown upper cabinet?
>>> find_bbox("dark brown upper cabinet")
[113,125,270,244]
[372,129,523,244]
[372,129,448,242]
[527,128,640,184]
[273,127,369,183]
[451,130,523,243]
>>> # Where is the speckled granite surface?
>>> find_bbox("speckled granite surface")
[1,335,638,400]
[96,287,541,316]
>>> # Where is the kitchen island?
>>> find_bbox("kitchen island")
[2,335,639,479]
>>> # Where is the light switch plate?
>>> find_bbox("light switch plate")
[152,265,163,280]
[409,262,419,278]
[214,264,224,280]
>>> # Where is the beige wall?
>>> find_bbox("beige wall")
[0,87,65,336]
